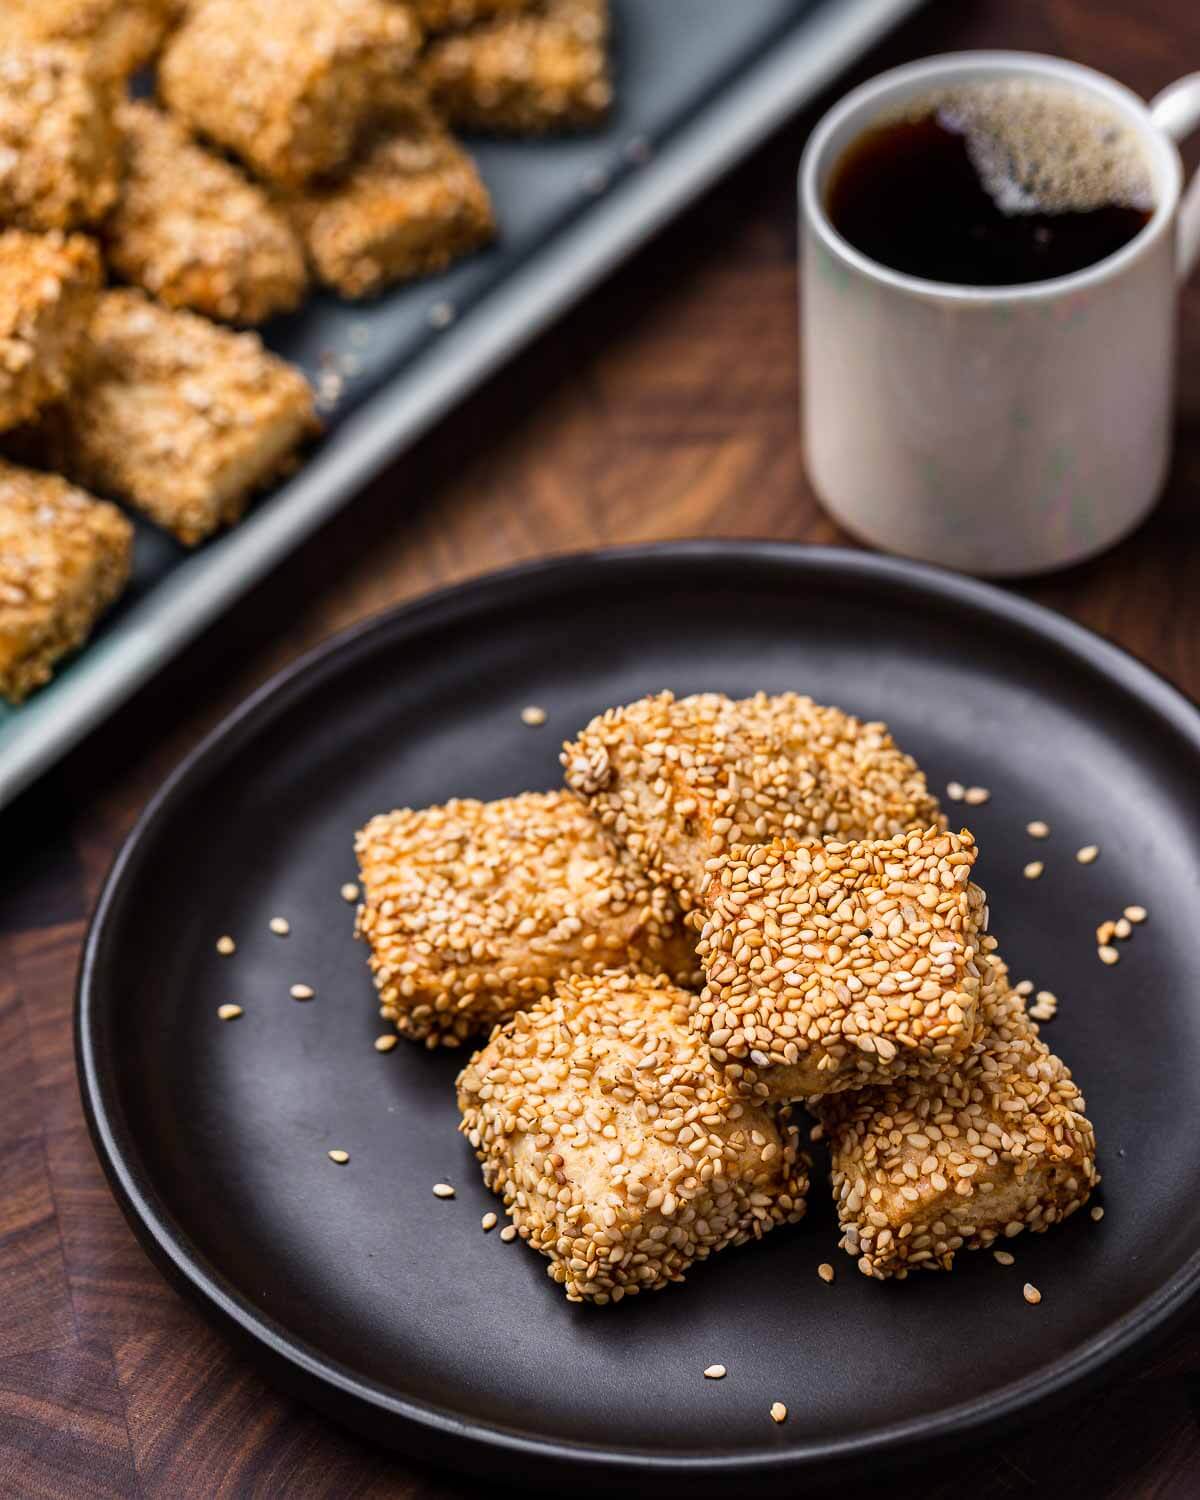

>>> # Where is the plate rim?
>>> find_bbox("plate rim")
[76,541,1200,1484]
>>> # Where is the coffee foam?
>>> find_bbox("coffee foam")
[899,79,1154,216]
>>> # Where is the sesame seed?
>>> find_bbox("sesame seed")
[520,705,547,727]
[1124,905,1147,924]
[328,1150,349,1164]
[269,916,290,935]
[1023,1283,1042,1305]
[289,983,314,1000]
[1096,920,1115,945]
[340,882,360,902]
[1015,979,1034,996]
[374,1034,398,1052]
[481,1212,497,1231]
[217,1003,242,1020]
[1097,945,1119,966]
[432,1182,455,1199]
[499,1225,517,1242]
[817,1262,835,1283]
[1091,1206,1104,1221]
[1023,861,1043,880]
[1035,989,1057,1008]
[993,1250,1014,1266]
[1026,820,1050,838]
[946,781,965,801]
[1113,917,1132,940]
[1076,845,1099,865]
[963,785,990,805]
[428,300,455,328]
[770,1402,787,1424]
[216,935,236,955]
[703,1364,726,1380]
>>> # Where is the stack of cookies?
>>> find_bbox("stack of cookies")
[353,690,1100,1304]
[0,0,613,702]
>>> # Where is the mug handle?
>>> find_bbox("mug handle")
[1150,72,1200,281]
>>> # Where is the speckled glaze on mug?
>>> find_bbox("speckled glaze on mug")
[801,53,1200,577]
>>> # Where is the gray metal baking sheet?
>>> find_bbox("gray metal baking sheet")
[0,0,924,808]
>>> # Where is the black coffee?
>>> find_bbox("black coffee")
[826,80,1154,286]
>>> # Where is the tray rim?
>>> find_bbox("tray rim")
[0,0,925,813]
[76,541,1200,1487]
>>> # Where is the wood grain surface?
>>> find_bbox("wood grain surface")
[3,1,1200,1495]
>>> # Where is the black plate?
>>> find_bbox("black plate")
[78,544,1200,1491]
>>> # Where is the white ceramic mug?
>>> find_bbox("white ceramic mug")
[800,52,1200,577]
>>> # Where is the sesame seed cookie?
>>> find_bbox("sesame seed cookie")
[355,791,699,1048]
[814,954,1099,1278]
[457,969,809,1303]
[695,828,988,1101]
[562,690,942,911]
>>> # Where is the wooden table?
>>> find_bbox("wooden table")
[4,2,1199,1495]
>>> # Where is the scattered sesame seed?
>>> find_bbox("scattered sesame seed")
[373,1034,398,1053]
[481,1212,497,1231]
[269,916,290,935]
[1015,979,1034,996]
[1023,1282,1042,1305]
[1113,917,1132,940]
[993,1250,1015,1266]
[217,1003,242,1021]
[963,785,990,806]
[1096,920,1115,945]
[432,1182,455,1199]
[1124,904,1147,924]
[703,1364,727,1380]
[1023,861,1044,880]
[520,704,547,727]
[817,1262,835,1283]
[1091,1206,1104,1221]
[340,882,360,903]
[946,781,965,801]
[770,1402,787,1424]
[1076,845,1099,865]
[499,1224,517,1242]
[328,1149,349,1164]
[428,300,455,328]
[216,935,236,955]
[1035,989,1057,1008]
[1026,820,1050,839]
[1097,945,1119,966]
[289,983,314,1000]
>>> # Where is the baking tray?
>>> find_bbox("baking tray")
[0,0,925,808]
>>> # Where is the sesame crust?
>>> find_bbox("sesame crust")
[412,0,539,32]
[106,103,309,326]
[0,44,123,232]
[456,970,809,1303]
[0,0,173,81]
[285,95,494,299]
[422,0,611,135]
[814,955,1099,1279]
[14,290,319,546]
[562,690,943,911]
[0,458,132,703]
[355,791,699,1048]
[695,829,988,1101]
[159,0,423,190]
[0,230,102,434]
